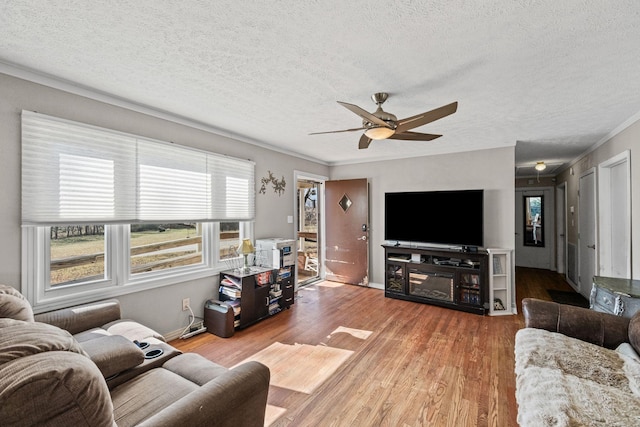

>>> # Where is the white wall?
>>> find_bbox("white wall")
[556,116,640,279]
[329,147,516,295]
[0,73,328,336]
[0,71,518,333]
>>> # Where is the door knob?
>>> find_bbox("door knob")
[587,244,596,249]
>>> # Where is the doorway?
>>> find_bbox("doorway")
[295,173,325,287]
[598,151,631,278]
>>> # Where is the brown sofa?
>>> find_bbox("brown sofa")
[515,298,640,426]
[0,285,270,426]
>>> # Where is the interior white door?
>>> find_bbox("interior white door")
[556,183,566,275]
[578,169,597,299]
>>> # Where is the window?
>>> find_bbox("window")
[50,225,106,286]
[220,222,241,260]
[130,223,203,275]
[22,111,255,310]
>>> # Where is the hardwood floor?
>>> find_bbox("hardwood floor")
[170,267,577,426]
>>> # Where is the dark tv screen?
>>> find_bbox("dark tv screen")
[384,189,484,247]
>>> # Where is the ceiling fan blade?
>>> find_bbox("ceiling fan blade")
[358,134,372,149]
[389,131,442,141]
[395,102,458,134]
[309,126,367,135]
[337,101,391,128]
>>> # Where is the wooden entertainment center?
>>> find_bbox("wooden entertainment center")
[383,244,489,315]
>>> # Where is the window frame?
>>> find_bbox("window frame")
[23,221,251,313]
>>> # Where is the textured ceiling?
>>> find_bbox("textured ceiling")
[2,1,640,177]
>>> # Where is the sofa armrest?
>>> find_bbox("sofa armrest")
[80,335,145,379]
[522,297,630,349]
[34,299,121,335]
[137,361,270,427]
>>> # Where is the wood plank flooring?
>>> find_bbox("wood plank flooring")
[170,267,576,426]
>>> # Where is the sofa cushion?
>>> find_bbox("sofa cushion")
[162,352,229,385]
[616,342,640,363]
[628,311,640,354]
[0,318,86,366]
[0,351,114,427]
[111,367,198,426]
[0,284,34,322]
[81,335,145,379]
[73,326,111,342]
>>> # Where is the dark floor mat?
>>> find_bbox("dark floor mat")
[546,289,590,308]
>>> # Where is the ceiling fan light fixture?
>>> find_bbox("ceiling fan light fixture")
[534,161,547,171]
[364,126,395,140]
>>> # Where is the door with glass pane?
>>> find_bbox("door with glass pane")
[297,179,321,286]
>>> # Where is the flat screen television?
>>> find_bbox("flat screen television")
[384,189,484,248]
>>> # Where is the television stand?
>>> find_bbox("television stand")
[383,244,488,315]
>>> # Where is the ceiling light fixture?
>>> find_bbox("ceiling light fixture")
[534,161,547,171]
[364,126,395,140]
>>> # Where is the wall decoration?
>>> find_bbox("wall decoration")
[259,170,286,196]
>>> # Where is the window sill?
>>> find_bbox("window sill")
[31,266,224,314]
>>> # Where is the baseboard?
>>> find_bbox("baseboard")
[368,282,384,290]
[180,326,207,339]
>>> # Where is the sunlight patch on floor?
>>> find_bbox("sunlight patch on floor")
[236,342,353,394]
[264,404,287,427]
[313,280,345,288]
[328,326,373,340]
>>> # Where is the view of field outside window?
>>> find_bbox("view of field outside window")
[50,221,242,286]
[220,222,241,259]
[50,225,106,286]
[130,223,203,274]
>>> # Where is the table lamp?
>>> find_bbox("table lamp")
[241,239,254,272]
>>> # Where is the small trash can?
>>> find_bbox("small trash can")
[204,299,235,338]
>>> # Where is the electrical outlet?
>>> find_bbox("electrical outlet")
[182,298,190,311]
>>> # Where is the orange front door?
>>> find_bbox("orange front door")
[325,178,369,285]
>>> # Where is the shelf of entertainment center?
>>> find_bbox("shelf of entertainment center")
[383,245,488,315]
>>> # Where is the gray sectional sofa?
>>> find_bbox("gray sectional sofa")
[0,284,270,426]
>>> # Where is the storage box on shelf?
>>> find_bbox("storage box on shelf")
[383,245,488,315]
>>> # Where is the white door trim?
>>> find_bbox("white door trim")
[293,170,327,285]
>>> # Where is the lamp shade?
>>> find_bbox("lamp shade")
[241,239,254,255]
[364,126,395,140]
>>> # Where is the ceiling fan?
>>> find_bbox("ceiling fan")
[310,92,458,149]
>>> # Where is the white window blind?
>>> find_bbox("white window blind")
[21,111,255,225]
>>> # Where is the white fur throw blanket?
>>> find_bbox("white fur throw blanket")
[515,328,640,426]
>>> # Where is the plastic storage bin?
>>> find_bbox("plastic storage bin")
[204,299,235,338]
